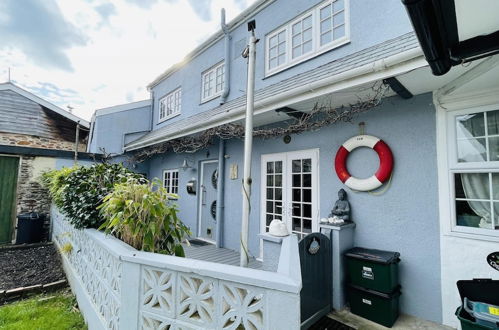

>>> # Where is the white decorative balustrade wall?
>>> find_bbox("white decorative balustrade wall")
[51,208,302,330]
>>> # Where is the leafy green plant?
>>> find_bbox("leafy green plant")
[41,167,78,209]
[98,179,191,256]
[43,163,145,229]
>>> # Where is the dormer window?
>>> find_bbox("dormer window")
[265,0,349,77]
[201,62,225,103]
[159,87,181,122]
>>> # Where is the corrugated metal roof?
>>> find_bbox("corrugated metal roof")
[126,32,421,151]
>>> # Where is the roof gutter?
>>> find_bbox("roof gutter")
[125,47,424,151]
[401,0,452,76]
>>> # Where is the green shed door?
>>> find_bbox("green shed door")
[0,156,19,244]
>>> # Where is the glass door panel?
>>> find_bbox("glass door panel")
[263,159,284,233]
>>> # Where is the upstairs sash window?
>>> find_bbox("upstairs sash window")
[265,0,349,76]
[159,88,181,122]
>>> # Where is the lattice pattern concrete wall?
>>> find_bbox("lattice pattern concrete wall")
[52,208,301,330]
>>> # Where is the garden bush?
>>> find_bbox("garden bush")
[43,163,145,229]
[98,179,191,256]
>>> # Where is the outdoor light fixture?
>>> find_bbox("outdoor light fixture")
[181,158,192,171]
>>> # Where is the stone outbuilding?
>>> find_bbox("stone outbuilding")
[0,82,95,244]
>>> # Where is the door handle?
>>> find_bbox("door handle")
[201,185,206,205]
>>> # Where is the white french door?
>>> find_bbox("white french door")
[260,149,319,242]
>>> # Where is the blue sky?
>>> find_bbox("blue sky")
[0,0,254,120]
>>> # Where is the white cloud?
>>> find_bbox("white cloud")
[0,0,254,120]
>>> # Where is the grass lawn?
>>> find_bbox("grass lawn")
[0,289,87,330]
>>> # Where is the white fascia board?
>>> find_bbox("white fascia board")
[0,82,90,128]
[125,48,426,151]
[147,0,276,89]
[94,99,151,117]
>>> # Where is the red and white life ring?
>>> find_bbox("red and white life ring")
[335,135,393,191]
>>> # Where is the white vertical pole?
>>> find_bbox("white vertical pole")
[240,30,257,267]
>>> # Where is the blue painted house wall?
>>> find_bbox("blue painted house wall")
[88,0,444,324]
[89,104,151,155]
[145,93,442,322]
[150,0,414,129]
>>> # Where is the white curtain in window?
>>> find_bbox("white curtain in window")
[461,173,495,229]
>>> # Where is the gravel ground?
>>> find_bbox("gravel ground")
[0,244,66,291]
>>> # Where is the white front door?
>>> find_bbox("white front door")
[260,149,319,242]
[198,160,218,242]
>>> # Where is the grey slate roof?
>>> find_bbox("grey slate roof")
[126,32,420,151]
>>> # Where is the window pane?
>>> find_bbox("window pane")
[321,31,332,46]
[293,47,301,59]
[269,35,277,47]
[302,159,312,172]
[487,110,499,135]
[488,136,499,161]
[333,12,345,26]
[267,162,274,174]
[333,0,344,12]
[303,203,312,218]
[320,5,331,20]
[292,174,301,187]
[275,174,282,187]
[267,175,274,186]
[292,203,301,217]
[303,189,312,203]
[334,25,345,39]
[278,31,286,42]
[267,188,273,200]
[275,188,282,200]
[293,189,301,202]
[456,200,489,228]
[320,19,331,34]
[457,138,486,162]
[303,40,312,53]
[492,173,499,200]
[456,173,490,200]
[303,174,312,187]
[303,15,312,29]
[269,58,277,69]
[278,42,286,54]
[275,161,282,173]
[292,22,301,35]
[292,160,301,172]
[278,54,286,65]
[456,113,485,138]
[266,201,273,213]
[269,46,277,58]
[292,34,301,47]
[292,218,301,231]
[303,219,312,233]
[303,28,312,42]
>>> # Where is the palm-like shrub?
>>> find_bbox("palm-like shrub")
[98,179,191,256]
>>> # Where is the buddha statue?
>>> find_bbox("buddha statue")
[321,189,351,225]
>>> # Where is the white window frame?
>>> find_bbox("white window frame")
[201,62,225,103]
[438,101,499,241]
[264,0,350,77]
[163,169,179,196]
[159,87,181,123]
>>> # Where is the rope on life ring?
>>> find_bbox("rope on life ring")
[334,135,393,192]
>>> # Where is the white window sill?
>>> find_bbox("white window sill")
[200,93,222,105]
[444,227,499,243]
[158,112,181,124]
[264,38,350,79]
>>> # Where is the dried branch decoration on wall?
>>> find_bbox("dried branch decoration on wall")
[130,83,388,163]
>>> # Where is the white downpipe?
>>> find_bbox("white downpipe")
[240,32,257,267]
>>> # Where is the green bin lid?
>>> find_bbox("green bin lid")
[345,247,400,264]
